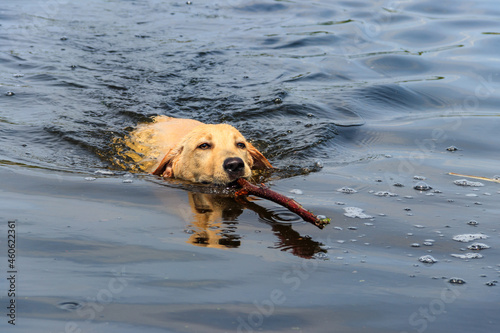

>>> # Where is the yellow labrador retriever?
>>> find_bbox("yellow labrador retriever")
[124,116,272,184]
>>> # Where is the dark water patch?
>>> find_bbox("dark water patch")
[273,34,340,50]
[349,82,454,121]
[20,236,211,264]
[389,28,450,47]
[235,3,288,13]
[405,0,469,16]
[363,55,431,76]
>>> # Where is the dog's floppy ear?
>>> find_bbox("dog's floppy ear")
[247,142,273,170]
[152,147,182,177]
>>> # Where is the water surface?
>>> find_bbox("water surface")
[1,1,499,332]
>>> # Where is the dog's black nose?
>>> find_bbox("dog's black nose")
[223,157,245,178]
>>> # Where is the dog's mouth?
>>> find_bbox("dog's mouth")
[201,178,243,188]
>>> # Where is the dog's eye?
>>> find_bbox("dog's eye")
[197,143,211,150]
[236,142,246,149]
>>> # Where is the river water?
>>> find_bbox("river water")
[1,1,499,332]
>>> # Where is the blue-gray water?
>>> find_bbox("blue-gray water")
[1,1,499,332]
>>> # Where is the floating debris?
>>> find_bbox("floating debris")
[6,91,15,96]
[485,280,497,287]
[452,234,489,243]
[13,73,24,78]
[289,189,303,195]
[393,182,404,187]
[446,146,459,151]
[414,175,426,180]
[84,177,97,181]
[413,181,432,191]
[337,187,357,194]
[453,179,484,187]
[451,253,483,259]
[273,97,282,104]
[419,255,438,264]
[343,207,373,219]
[411,243,421,247]
[467,242,490,250]
[448,278,466,285]
[374,191,398,197]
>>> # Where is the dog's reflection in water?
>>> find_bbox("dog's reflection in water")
[185,192,243,248]
[184,191,326,259]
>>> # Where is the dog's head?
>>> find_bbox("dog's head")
[153,124,272,185]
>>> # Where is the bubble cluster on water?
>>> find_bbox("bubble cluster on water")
[289,189,303,195]
[451,253,483,259]
[122,173,134,183]
[313,252,329,260]
[337,187,357,194]
[449,278,466,284]
[452,234,489,242]
[467,242,490,250]
[94,169,115,175]
[419,255,438,264]
[453,179,484,187]
[467,220,479,226]
[374,191,398,197]
[343,207,373,219]
[413,181,432,191]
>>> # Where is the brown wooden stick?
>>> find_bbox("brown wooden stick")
[236,178,330,229]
